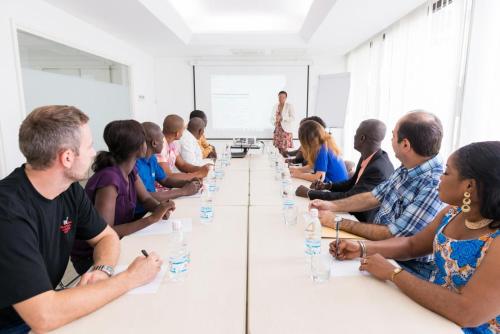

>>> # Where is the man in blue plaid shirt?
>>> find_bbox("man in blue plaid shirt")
[311,110,444,279]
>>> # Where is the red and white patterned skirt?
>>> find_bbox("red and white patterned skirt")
[273,123,293,150]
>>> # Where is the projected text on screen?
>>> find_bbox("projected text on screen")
[211,75,286,131]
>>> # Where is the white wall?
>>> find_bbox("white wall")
[154,58,194,125]
[0,0,158,177]
[308,55,347,154]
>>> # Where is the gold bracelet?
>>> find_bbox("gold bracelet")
[391,267,403,282]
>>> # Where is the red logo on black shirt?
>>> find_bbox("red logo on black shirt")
[60,217,73,234]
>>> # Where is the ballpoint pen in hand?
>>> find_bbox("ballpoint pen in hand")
[335,220,340,257]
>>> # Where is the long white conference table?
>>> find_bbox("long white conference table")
[53,152,461,334]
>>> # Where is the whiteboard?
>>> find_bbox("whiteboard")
[314,73,350,128]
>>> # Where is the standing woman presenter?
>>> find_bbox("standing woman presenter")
[271,90,295,154]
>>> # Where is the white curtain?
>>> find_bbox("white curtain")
[344,0,470,164]
[459,0,500,146]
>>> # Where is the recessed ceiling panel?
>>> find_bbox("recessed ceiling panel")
[168,0,314,33]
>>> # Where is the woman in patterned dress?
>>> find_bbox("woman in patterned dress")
[330,141,500,333]
[271,91,295,153]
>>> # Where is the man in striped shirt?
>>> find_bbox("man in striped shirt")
[311,110,444,279]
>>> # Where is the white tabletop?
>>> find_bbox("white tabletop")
[176,168,249,207]
[52,153,460,334]
[53,202,248,333]
[247,204,460,334]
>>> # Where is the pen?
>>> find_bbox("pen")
[141,249,149,257]
[335,221,340,258]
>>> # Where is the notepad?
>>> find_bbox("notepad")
[115,265,167,294]
[330,259,399,277]
[321,227,364,240]
[131,218,192,237]
[320,213,364,239]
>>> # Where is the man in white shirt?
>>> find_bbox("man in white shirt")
[178,117,205,166]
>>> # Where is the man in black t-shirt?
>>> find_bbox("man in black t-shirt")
[0,106,163,333]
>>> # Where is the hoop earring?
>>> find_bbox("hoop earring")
[461,191,471,213]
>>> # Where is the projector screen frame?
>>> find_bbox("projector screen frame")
[192,63,311,140]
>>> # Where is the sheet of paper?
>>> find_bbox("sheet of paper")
[115,265,167,295]
[131,218,192,237]
[330,259,399,277]
[330,259,369,277]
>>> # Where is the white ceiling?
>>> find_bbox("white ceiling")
[167,0,314,33]
[41,0,427,58]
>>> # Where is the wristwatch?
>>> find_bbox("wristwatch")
[391,267,403,282]
[91,264,114,277]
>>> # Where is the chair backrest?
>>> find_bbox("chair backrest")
[344,160,356,178]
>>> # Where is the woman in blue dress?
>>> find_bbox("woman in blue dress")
[330,141,500,333]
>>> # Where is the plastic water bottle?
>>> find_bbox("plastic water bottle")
[281,169,292,198]
[200,184,214,224]
[207,166,217,193]
[223,145,231,166]
[282,187,295,209]
[275,158,284,180]
[282,188,298,225]
[281,180,293,199]
[220,145,227,167]
[304,209,322,259]
[269,149,277,166]
[168,220,190,282]
[214,159,225,179]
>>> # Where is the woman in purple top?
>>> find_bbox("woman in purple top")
[71,120,175,275]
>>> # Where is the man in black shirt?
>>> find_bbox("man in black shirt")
[0,106,163,333]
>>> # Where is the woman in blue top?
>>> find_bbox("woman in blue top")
[290,119,348,183]
[330,141,500,333]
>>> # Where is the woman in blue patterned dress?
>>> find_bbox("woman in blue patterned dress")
[330,141,500,333]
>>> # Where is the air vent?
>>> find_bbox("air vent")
[431,0,453,13]
[270,48,307,56]
[230,49,266,56]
